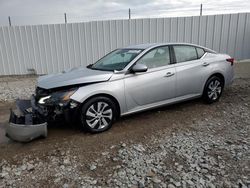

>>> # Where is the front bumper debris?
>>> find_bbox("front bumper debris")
[6,95,80,142]
[6,99,47,142]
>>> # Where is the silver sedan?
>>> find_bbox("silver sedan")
[35,43,234,133]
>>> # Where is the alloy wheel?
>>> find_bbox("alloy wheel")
[207,80,222,100]
[85,102,113,129]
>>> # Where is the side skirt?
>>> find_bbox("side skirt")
[121,94,201,116]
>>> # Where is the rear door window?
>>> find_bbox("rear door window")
[173,45,198,63]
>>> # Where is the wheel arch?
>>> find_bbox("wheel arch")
[210,73,225,86]
[82,93,121,118]
[203,72,225,94]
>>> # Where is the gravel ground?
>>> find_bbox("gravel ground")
[0,76,37,102]
[0,93,250,187]
[0,63,250,187]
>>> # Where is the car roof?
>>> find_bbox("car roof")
[122,43,216,53]
[123,43,159,49]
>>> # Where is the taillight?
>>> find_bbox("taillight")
[226,58,234,66]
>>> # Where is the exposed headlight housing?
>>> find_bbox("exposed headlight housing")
[38,95,51,104]
[38,88,78,105]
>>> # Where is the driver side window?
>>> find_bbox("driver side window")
[137,46,170,69]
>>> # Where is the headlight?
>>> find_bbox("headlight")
[38,95,51,104]
[38,88,78,104]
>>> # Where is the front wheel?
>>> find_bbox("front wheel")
[203,76,224,104]
[80,96,117,133]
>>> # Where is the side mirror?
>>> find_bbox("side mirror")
[131,64,148,73]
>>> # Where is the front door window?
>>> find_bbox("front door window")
[136,46,170,69]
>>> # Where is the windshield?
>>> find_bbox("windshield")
[90,49,142,71]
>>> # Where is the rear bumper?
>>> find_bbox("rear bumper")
[224,64,235,87]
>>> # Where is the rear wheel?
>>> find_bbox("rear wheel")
[203,76,224,103]
[80,96,117,133]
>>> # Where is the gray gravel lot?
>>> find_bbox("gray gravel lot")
[0,76,37,102]
[0,62,250,187]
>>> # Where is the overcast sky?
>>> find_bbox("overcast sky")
[0,0,249,26]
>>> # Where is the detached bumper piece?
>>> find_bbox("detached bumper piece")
[6,99,47,142]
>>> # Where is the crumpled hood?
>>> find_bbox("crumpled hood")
[37,67,113,89]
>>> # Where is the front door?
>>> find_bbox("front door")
[124,46,176,112]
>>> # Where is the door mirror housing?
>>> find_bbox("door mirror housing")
[131,64,148,73]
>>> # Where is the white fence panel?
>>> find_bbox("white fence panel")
[0,13,249,75]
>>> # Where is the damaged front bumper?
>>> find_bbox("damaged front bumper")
[6,96,80,142]
[6,99,47,142]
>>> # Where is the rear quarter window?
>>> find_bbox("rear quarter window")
[196,47,205,58]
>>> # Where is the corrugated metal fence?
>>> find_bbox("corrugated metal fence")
[0,13,249,75]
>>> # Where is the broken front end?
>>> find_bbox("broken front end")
[6,87,81,142]
[33,87,80,122]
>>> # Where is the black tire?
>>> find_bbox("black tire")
[80,96,117,133]
[203,76,224,104]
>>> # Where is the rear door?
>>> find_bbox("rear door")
[172,45,209,97]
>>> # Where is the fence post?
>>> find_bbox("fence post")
[200,4,203,16]
[64,13,67,24]
[129,8,131,20]
[8,16,11,26]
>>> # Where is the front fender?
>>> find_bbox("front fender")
[70,80,126,114]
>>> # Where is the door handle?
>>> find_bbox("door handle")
[202,62,210,66]
[164,72,175,77]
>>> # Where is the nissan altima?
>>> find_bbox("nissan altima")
[9,43,235,135]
